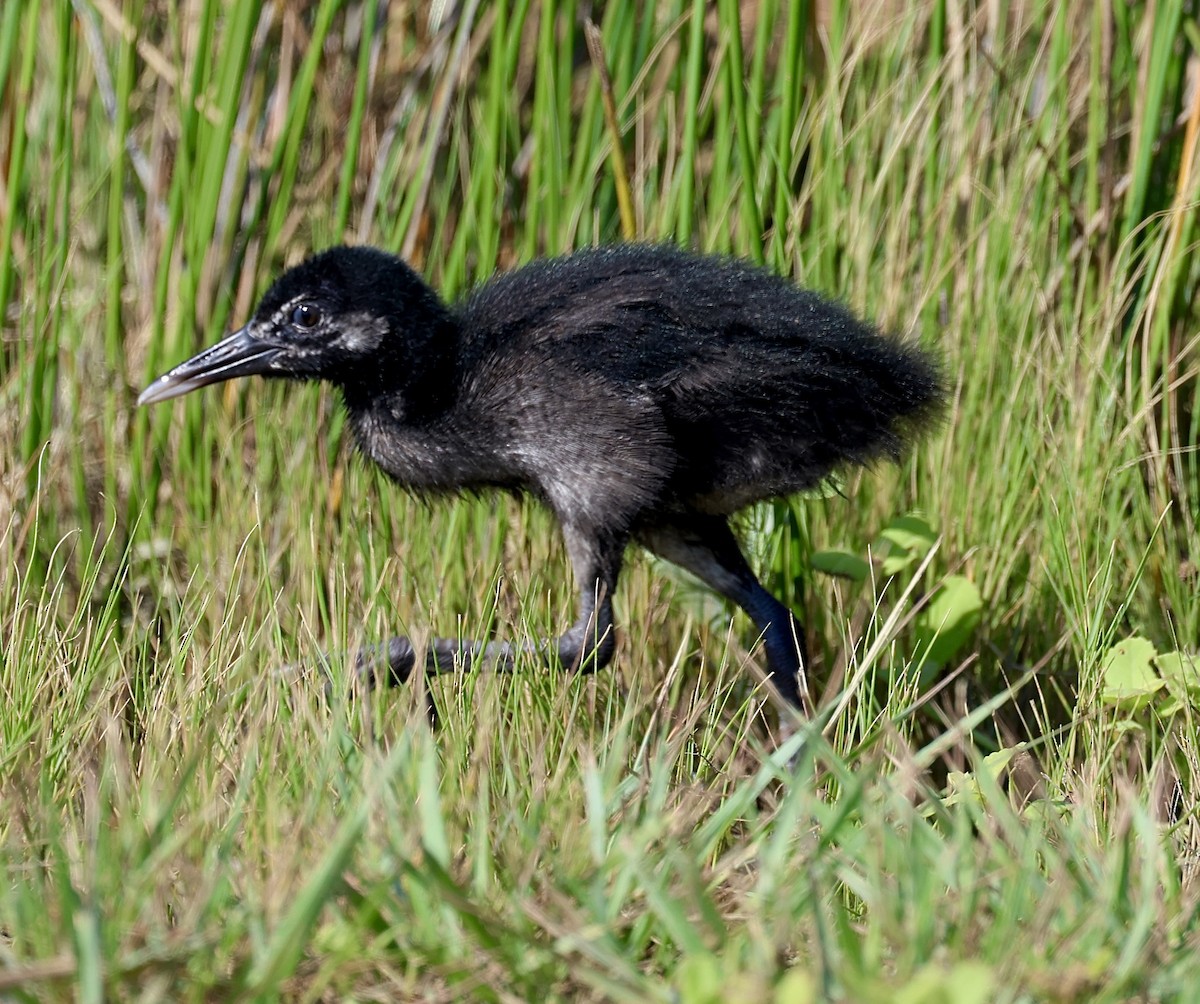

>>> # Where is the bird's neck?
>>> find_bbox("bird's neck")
[339,311,461,422]
[336,312,504,492]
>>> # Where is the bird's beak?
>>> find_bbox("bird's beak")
[137,327,282,406]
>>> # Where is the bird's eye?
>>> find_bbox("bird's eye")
[291,303,321,329]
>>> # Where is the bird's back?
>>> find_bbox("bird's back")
[453,245,941,518]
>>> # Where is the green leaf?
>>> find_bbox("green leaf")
[810,549,870,581]
[981,743,1026,783]
[914,575,983,673]
[942,962,995,1004]
[875,513,937,575]
[1155,651,1200,696]
[894,961,994,1004]
[675,953,723,1004]
[775,969,818,1004]
[1022,799,1072,823]
[927,744,1026,816]
[940,769,982,809]
[1099,636,1163,711]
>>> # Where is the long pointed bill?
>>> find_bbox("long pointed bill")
[137,327,282,406]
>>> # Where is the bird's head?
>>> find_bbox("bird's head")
[138,246,449,406]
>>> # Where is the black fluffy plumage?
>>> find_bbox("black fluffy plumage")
[140,243,943,709]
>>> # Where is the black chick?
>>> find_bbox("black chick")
[139,244,943,709]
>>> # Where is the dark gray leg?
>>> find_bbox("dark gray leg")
[353,521,624,686]
[638,514,808,710]
[554,521,623,673]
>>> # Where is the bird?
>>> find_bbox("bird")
[139,243,943,710]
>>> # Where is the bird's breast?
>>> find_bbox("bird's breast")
[348,404,518,495]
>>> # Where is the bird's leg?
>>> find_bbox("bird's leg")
[638,515,809,711]
[350,523,624,686]
[553,522,624,674]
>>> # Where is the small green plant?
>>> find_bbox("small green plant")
[1099,636,1200,718]
[812,512,983,684]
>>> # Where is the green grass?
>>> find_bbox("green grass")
[2,1,1199,999]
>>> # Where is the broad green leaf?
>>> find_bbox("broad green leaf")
[775,969,818,1004]
[810,549,870,581]
[943,962,995,1004]
[675,953,722,1004]
[941,769,981,808]
[1100,637,1163,710]
[876,513,937,575]
[1155,651,1200,696]
[930,744,1026,815]
[1022,799,1072,823]
[914,575,983,673]
[894,961,995,1004]
[981,743,1025,781]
